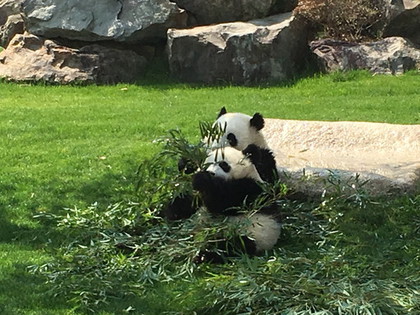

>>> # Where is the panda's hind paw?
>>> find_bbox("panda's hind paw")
[194,250,225,264]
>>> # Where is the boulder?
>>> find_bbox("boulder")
[384,0,406,20]
[384,1,420,44]
[403,0,420,9]
[172,0,275,25]
[371,0,405,32]
[269,0,299,15]
[167,12,312,84]
[310,37,420,75]
[0,0,25,47]
[0,33,147,84]
[263,119,420,197]
[22,0,187,43]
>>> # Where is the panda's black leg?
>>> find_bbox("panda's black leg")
[194,236,258,264]
[194,250,226,264]
[192,171,214,191]
[163,194,197,220]
[222,236,257,257]
[239,236,257,256]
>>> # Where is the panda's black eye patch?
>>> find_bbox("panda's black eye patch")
[227,133,238,147]
[218,161,231,173]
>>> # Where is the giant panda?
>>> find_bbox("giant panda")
[179,106,278,183]
[192,145,281,263]
[204,107,278,184]
[165,107,278,220]
[207,106,267,151]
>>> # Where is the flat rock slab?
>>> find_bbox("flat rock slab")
[263,119,420,197]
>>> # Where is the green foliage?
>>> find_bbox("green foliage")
[296,0,387,41]
[195,194,420,314]
[1,73,419,313]
[28,126,286,312]
[29,129,420,314]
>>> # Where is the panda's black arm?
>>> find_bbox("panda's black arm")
[243,145,278,183]
[192,171,262,215]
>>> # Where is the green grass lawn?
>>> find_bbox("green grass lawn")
[0,71,419,314]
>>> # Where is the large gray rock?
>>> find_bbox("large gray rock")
[0,33,147,84]
[0,0,25,47]
[263,119,420,197]
[167,13,311,84]
[310,37,420,75]
[269,0,299,15]
[384,0,406,20]
[173,0,275,25]
[384,1,420,44]
[22,0,187,42]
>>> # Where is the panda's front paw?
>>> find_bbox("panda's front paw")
[192,171,213,191]
[194,250,225,264]
[178,157,197,174]
[164,195,196,221]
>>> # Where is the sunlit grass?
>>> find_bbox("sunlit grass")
[0,70,419,314]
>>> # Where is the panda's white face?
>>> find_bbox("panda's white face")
[204,147,262,182]
[209,113,268,151]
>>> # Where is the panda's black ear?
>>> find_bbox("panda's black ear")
[217,107,227,118]
[250,113,264,130]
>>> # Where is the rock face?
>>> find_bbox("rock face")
[0,0,25,47]
[384,0,405,20]
[384,1,420,44]
[0,34,147,84]
[263,119,420,196]
[310,37,420,75]
[167,12,311,84]
[269,0,299,15]
[173,0,275,25]
[0,0,417,84]
[22,0,187,42]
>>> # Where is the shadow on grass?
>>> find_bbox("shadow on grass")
[0,265,73,315]
[132,55,322,89]
[0,161,144,314]
[0,159,140,246]
[76,168,139,207]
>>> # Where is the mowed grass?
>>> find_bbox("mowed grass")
[0,71,419,314]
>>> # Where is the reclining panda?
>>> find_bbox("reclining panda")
[192,145,281,263]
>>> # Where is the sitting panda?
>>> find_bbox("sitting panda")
[205,106,278,184]
[165,108,278,220]
[179,106,277,183]
[207,107,267,150]
[192,145,281,263]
